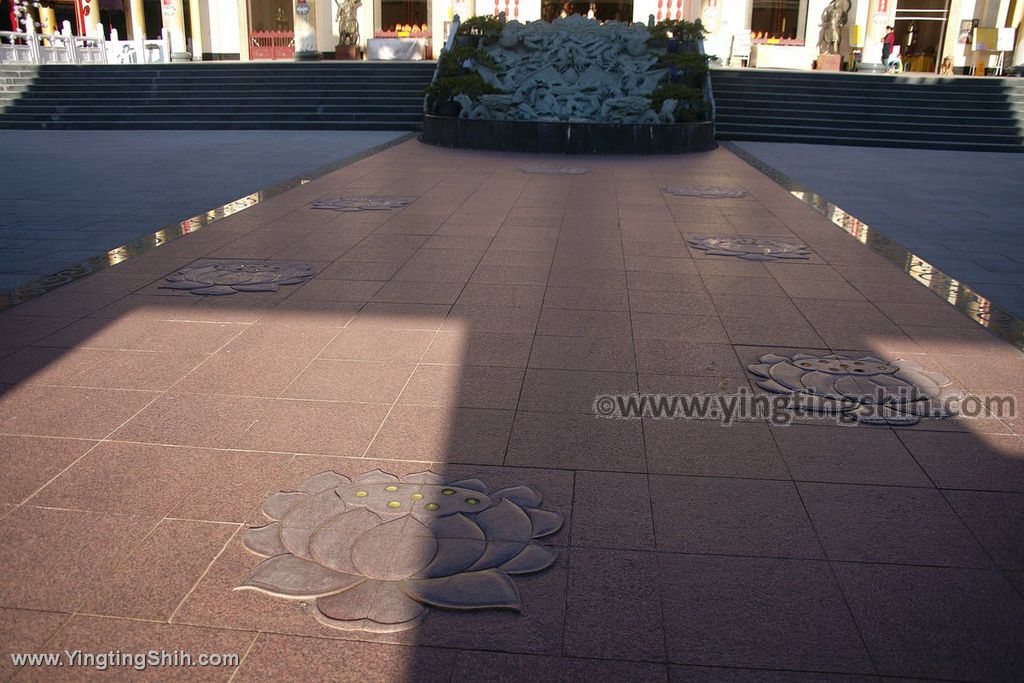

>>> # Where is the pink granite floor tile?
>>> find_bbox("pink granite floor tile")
[110,393,272,449]
[0,384,158,439]
[0,608,71,680]
[282,359,415,404]
[232,634,455,683]
[25,616,254,682]
[397,364,525,410]
[659,554,872,672]
[563,548,665,661]
[366,405,514,464]
[79,519,237,621]
[507,411,646,472]
[0,507,158,612]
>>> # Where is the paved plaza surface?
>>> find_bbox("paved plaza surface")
[0,140,1023,681]
[735,142,1024,319]
[0,130,408,293]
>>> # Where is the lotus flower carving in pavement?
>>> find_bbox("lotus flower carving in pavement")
[662,185,749,198]
[161,261,314,295]
[237,469,563,633]
[748,352,961,425]
[311,196,413,212]
[519,166,592,175]
[687,236,811,261]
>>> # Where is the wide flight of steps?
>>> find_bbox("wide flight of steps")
[0,61,435,130]
[711,68,1024,152]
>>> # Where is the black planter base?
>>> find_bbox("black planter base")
[421,115,716,155]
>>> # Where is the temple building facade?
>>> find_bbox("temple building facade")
[4,0,1021,73]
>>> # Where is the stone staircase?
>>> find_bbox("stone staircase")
[0,62,435,130]
[711,68,1024,152]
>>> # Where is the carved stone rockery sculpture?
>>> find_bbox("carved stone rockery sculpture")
[455,16,678,124]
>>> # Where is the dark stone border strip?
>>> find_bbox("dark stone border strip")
[421,114,717,155]
[723,141,1024,352]
[0,132,418,312]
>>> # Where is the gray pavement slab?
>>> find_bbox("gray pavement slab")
[734,142,1024,319]
[0,130,408,292]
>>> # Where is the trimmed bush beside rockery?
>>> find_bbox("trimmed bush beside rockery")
[421,15,716,154]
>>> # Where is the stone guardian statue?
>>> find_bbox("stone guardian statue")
[336,0,362,47]
[818,0,850,55]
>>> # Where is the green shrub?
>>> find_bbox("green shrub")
[457,15,502,36]
[438,46,500,77]
[649,19,706,42]
[650,83,707,122]
[657,51,711,74]
[424,73,502,103]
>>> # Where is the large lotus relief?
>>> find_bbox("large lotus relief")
[161,261,314,295]
[749,352,961,425]
[311,196,413,212]
[519,166,592,175]
[237,470,563,633]
[687,236,811,261]
[662,185,749,199]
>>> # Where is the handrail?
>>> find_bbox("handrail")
[423,14,460,114]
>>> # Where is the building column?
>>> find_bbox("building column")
[857,0,895,71]
[189,0,205,58]
[76,0,101,36]
[161,0,190,60]
[125,0,145,39]
[294,0,320,59]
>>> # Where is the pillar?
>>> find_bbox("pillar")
[39,6,57,34]
[161,0,190,60]
[125,0,145,38]
[76,0,101,36]
[189,0,205,59]
[294,0,320,60]
[857,0,895,71]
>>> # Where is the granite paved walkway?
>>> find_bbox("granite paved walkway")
[734,142,1024,319]
[0,140,1022,682]
[0,130,408,293]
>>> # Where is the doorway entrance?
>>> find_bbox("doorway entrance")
[247,0,294,59]
[894,0,950,72]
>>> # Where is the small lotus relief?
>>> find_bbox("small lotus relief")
[237,470,563,633]
[311,196,413,212]
[161,261,314,295]
[519,166,592,175]
[687,236,811,261]
[749,352,961,425]
[662,185,749,198]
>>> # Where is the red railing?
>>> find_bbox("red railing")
[249,31,294,60]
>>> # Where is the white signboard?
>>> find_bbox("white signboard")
[997,27,1016,52]
[732,33,751,60]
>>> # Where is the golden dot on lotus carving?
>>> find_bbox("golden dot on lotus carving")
[355,490,368,497]
[411,493,424,500]
[384,485,398,492]
[387,501,401,509]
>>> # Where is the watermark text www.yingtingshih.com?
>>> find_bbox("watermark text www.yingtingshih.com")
[593,389,1016,427]
[9,650,241,673]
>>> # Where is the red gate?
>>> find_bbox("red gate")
[249,31,294,60]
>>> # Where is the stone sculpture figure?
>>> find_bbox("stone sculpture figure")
[818,0,849,55]
[336,0,362,46]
